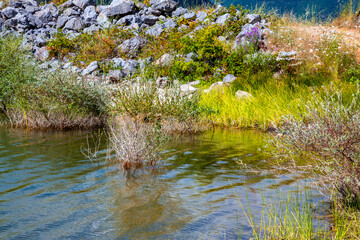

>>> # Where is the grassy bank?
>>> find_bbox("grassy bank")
[0,36,110,130]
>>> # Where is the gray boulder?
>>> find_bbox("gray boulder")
[56,15,70,28]
[146,7,162,16]
[25,5,40,14]
[223,74,236,83]
[180,84,197,94]
[63,17,84,31]
[2,7,18,19]
[59,0,75,10]
[5,18,17,28]
[73,0,95,10]
[12,12,30,28]
[163,18,176,29]
[0,19,4,30]
[122,59,138,75]
[83,5,97,23]
[82,61,99,76]
[111,58,138,76]
[117,14,135,25]
[103,0,136,18]
[145,23,163,36]
[196,11,207,21]
[150,0,177,13]
[183,11,196,20]
[42,3,59,18]
[142,14,158,26]
[34,8,53,24]
[215,13,230,25]
[235,90,252,100]
[63,8,80,17]
[107,69,125,82]
[9,0,23,8]
[156,77,170,88]
[172,7,188,17]
[118,36,147,54]
[246,14,261,24]
[111,57,126,68]
[97,12,111,28]
[83,24,100,34]
[34,46,49,61]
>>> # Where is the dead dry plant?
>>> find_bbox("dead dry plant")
[108,116,168,170]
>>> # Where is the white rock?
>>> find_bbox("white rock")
[235,90,252,100]
[180,84,197,94]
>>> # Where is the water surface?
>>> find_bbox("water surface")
[0,128,322,239]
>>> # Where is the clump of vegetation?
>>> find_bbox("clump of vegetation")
[108,80,203,170]
[0,35,110,129]
[109,116,168,170]
[271,85,360,207]
[234,185,360,239]
[112,80,201,129]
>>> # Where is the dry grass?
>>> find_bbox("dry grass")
[268,19,360,62]
[108,116,168,170]
[3,109,105,130]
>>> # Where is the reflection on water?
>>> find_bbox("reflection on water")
[0,128,322,239]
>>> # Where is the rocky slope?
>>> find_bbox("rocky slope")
[0,0,280,93]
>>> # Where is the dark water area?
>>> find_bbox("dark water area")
[224,0,359,18]
[0,128,325,239]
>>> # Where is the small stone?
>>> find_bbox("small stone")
[73,0,95,10]
[62,62,73,69]
[163,18,177,29]
[1,7,18,19]
[145,23,164,36]
[150,0,177,13]
[246,14,261,24]
[142,14,158,26]
[63,17,84,31]
[156,77,170,88]
[155,53,174,66]
[172,7,188,17]
[97,12,111,28]
[107,69,125,82]
[82,61,98,76]
[117,36,147,55]
[196,11,207,21]
[34,46,49,61]
[183,11,196,20]
[235,90,252,100]
[215,13,230,25]
[180,84,197,94]
[204,81,224,93]
[223,74,236,84]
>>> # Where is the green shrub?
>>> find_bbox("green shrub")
[1,35,110,129]
[0,36,39,112]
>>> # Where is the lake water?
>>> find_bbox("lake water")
[223,0,357,17]
[0,128,325,239]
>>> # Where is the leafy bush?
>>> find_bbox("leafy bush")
[0,36,39,112]
[181,25,226,66]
